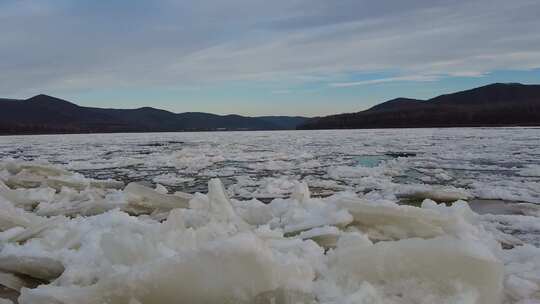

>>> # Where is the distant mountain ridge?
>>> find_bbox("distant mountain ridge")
[299,83,540,129]
[0,95,309,134]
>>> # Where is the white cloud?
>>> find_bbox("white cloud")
[0,0,539,96]
[329,75,440,88]
[271,89,292,94]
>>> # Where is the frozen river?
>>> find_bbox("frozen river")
[1,128,539,202]
[0,128,539,303]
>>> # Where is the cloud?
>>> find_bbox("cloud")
[271,89,292,94]
[329,75,440,88]
[0,0,539,97]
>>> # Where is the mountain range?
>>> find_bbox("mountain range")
[299,83,540,129]
[1,83,539,135]
[0,95,308,134]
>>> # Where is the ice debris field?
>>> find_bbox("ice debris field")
[0,128,539,304]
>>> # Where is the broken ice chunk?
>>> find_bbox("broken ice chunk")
[20,233,304,304]
[0,199,45,232]
[123,182,191,214]
[88,180,124,190]
[297,226,341,249]
[35,187,124,217]
[11,164,70,178]
[0,182,55,211]
[326,236,503,304]
[0,256,64,281]
[8,217,65,243]
[5,166,75,190]
[253,288,317,304]
[397,184,471,202]
[336,198,478,240]
[291,182,310,203]
[207,178,239,221]
[0,271,32,292]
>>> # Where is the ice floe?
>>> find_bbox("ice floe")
[0,160,536,303]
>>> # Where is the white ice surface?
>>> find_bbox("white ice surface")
[0,129,538,303]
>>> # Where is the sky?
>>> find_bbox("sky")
[1,0,540,116]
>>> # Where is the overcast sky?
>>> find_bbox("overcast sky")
[1,0,540,116]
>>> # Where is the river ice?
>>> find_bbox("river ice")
[0,128,539,303]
